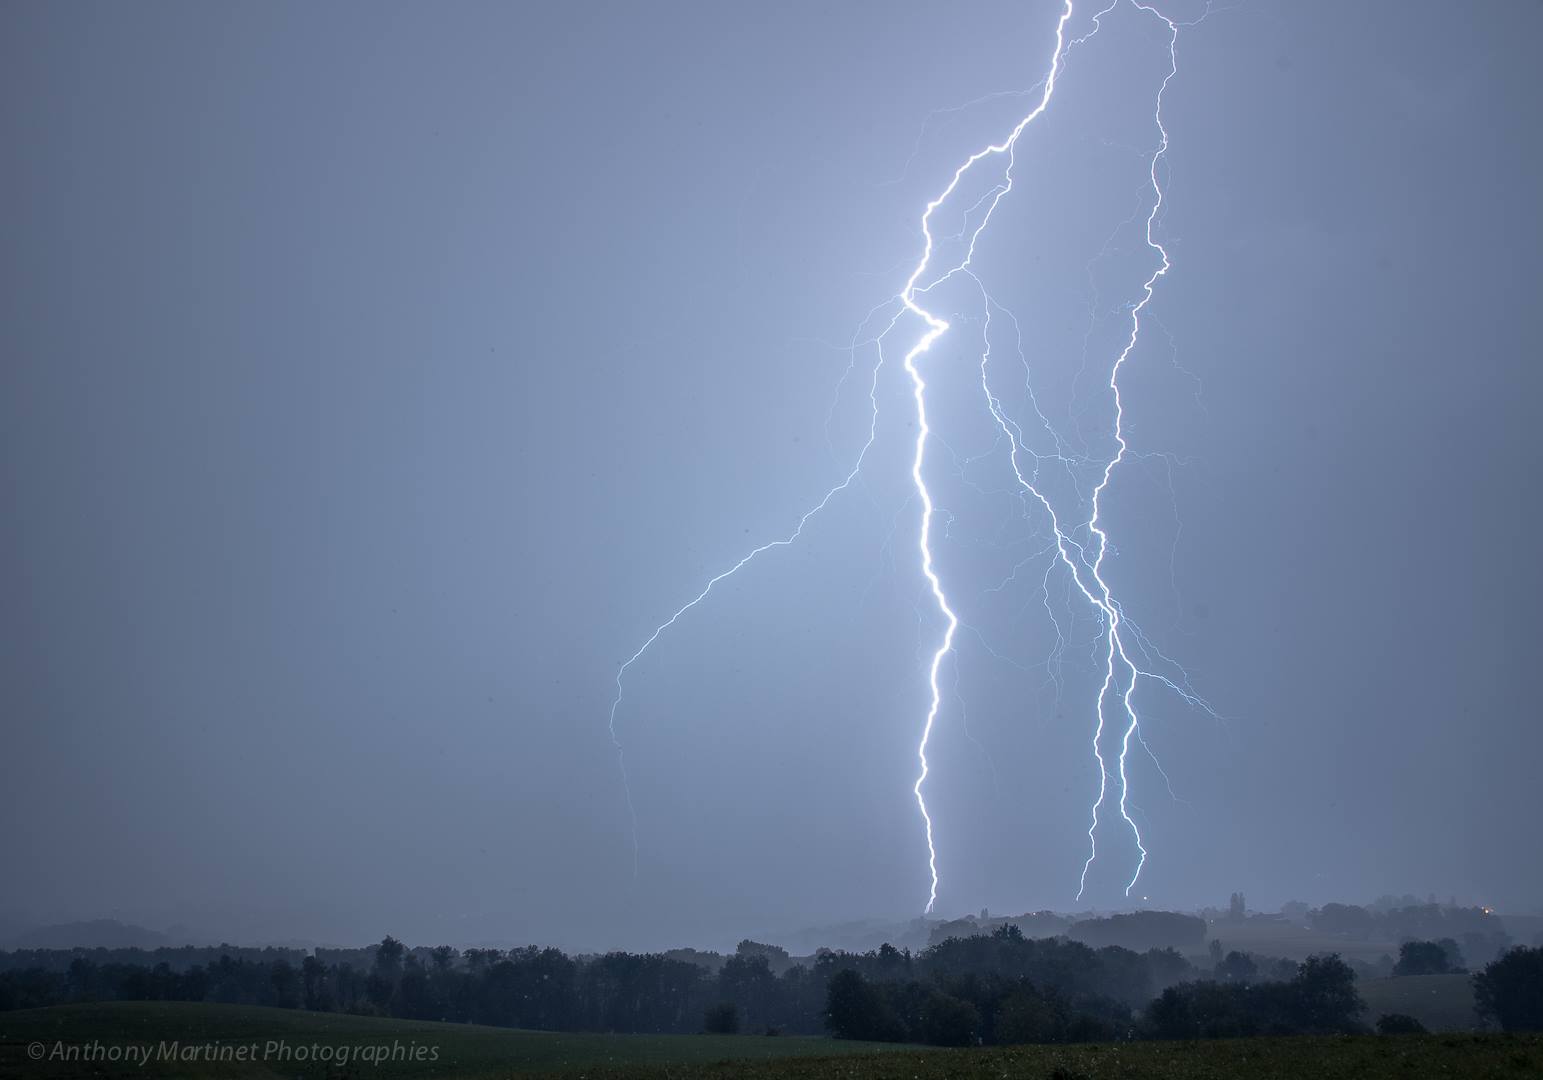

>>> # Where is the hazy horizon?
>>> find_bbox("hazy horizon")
[1,892,1530,957]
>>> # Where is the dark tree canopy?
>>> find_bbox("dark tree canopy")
[1474,946,1543,1032]
[1392,939,1463,977]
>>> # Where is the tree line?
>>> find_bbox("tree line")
[1305,903,1512,966]
[2,926,1539,1040]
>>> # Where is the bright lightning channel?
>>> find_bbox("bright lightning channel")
[895,0,1076,915]
[607,0,1216,912]
[967,1,1219,901]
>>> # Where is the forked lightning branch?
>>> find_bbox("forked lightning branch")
[607,0,1217,913]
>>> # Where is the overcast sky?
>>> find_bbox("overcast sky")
[3,0,1540,950]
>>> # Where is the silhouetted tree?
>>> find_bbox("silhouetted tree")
[872,942,912,980]
[996,985,1069,1044]
[63,959,98,1001]
[825,969,900,1041]
[1217,951,1257,983]
[300,955,332,1011]
[1393,940,1458,976]
[717,953,776,1031]
[703,1001,740,1034]
[1310,903,1375,937]
[1144,947,1193,991]
[269,958,299,1009]
[1474,946,1543,1032]
[372,936,405,981]
[735,940,790,972]
[920,990,979,1046]
[1146,954,1363,1039]
[332,962,363,1013]
[365,972,394,1012]
[1289,954,1364,1033]
[1147,980,1251,1039]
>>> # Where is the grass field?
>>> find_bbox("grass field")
[1360,973,1478,1031]
[2,1001,1539,1079]
[0,1002,906,1078]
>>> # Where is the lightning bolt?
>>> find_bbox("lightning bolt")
[894,0,1076,915]
[607,0,1217,911]
[968,0,1218,902]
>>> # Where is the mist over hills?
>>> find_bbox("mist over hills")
[4,898,1535,968]
[3,920,167,951]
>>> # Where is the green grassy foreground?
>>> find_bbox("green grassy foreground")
[2,1001,1539,1079]
[674,1036,1541,1079]
[0,1001,905,1078]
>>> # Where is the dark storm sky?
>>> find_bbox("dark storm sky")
[2,0,1539,950]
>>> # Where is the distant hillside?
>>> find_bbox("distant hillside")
[1067,911,1207,950]
[926,911,1209,951]
[7,919,167,950]
[774,917,933,955]
[928,911,1072,946]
